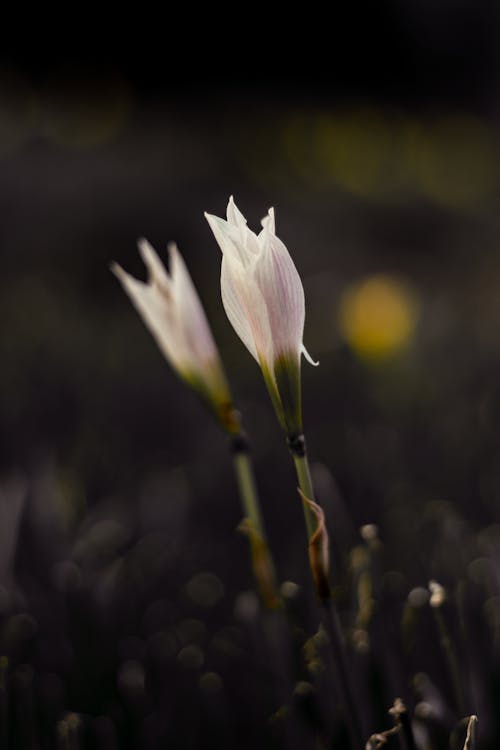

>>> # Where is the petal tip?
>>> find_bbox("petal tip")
[260,206,275,234]
[302,344,320,367]
[110,261,126,281]
[137,237,155,262]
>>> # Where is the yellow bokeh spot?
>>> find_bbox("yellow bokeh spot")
[339,275,418,360]
[315,110,391,196]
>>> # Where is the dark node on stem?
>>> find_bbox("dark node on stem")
[230,432,251,454]
[286,433,306,457]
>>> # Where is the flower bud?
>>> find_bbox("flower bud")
[112,239,238,433]
[205,197,318,436]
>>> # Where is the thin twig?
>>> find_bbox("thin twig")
[365,727,400,749]
[389,698,417,750]
[463,715,478,750]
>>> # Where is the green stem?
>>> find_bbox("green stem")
[292,451,317,539]
[233,448,265,535]
[231,434,280,610]
[232,436,299,744]
[289,435,363,750]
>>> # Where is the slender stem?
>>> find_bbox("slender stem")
[463,715,478,750]
[231,433,280,610]
[289,435,363,750]
[292,452,317,538]
[233,449,265,535]
[231,435,301,746]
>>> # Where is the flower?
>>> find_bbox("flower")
[111,239,238,433]
[205,197,317,437]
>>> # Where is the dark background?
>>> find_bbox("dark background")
[1,6,500,748]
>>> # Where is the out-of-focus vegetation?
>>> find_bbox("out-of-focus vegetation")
[2,39,500,748]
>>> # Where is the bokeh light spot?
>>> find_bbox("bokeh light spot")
[117,660,145,697]
[406,115,498,208]
[234,590,260,622]
[408,587,429,608]
[315,110,391,196]
[199,671,223,694]
[339,275,418,360]
[185,572,224,608]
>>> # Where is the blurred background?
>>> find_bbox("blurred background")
[1,4,500,747]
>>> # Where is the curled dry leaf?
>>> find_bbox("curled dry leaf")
[298,489,331,601]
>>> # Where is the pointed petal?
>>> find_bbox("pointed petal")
[205,211,243,256]
[137,237,172,291]
[208,197,263,258]
[168,242,219,365]
[110,261,133,287]
[221,252,276,369]
[254,233,305,360]
[220,253,260,362]
[260,206,275,235]
[227,197,262,255]
[301,343,319,366]
[111,260,182,369]
[227,195,248,228]
[111,261,147,301]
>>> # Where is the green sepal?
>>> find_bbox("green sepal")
[181,365,240,435]
[272,352,303,437]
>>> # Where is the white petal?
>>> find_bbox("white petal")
[137,237,171,292]
[253,233,305,360]
[227,195,248,228]
[111,261,182,369]
[221,257,258,362]
[301,343,319,366]
[205,212,249,263]
[110,261,133,289]
[168,242,219,365]
[227,197,263,255]
[260,206,275,235]
[207,199,261,263]
[221,253,273,365]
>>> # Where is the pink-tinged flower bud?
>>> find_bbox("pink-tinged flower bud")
[111,239,238,433]
[205,197,317,437]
